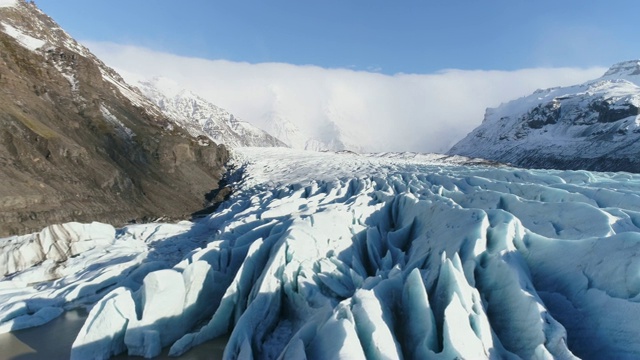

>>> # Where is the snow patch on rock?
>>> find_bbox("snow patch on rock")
[100,104,135,139]
[1,21,45,51]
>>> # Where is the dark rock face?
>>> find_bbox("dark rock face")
[590,101,640,123]
[0,1,229,236]
[525,101,561,129]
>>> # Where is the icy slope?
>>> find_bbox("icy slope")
[3,148,640,359]
[136,77,287,148]
[449,60,640,173]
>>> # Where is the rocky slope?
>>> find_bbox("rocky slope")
[136,77,287,148]
[0,0,228,236]
[448,60,640,173]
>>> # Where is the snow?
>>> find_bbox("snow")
[600,60,640,86]
[0,0,16,8]
[3,148,640,358]
[1,22,45,51]
[51,59,79,93]
[114,72,360,152]
[100,104,135,139]
[61,71,78,91]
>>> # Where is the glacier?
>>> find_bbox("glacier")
[2,148,640,359]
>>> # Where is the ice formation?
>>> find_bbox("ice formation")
[2,148,640,359]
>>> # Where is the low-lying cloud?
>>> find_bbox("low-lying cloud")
[86,41,606,153]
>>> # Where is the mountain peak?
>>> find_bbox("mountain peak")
[600,60,640,85]
[140,76,185,99]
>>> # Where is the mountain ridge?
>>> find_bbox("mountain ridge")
[135,76,287,148]
[0,0,228,236]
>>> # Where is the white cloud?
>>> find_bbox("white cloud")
[85,41,606,153]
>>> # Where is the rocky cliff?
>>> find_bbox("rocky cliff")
[0,0,228,236]
[448,60,640,173]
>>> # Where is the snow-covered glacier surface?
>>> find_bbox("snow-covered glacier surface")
[3,148,640,359]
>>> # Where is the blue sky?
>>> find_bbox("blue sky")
[37,0,637,74]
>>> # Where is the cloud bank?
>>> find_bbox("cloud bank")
[86,42,606,153]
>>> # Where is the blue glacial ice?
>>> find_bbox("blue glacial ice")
[2,148,640,359]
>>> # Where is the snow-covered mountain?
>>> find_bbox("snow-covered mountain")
[449,60,640,172]
[3,147,640,359]
[136,77,287,148]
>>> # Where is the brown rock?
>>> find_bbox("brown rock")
[0,1,229,236]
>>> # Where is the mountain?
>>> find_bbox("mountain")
[114,70,370,153]
[448,60,640,172]
[0,0,228,236]
[135,76,287,148]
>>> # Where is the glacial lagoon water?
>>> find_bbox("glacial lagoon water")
[0,310,226,360]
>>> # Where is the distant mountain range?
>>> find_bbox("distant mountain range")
[449,60,640,173]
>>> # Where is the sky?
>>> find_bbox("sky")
[34,0,634,152]
[36,0,638,74]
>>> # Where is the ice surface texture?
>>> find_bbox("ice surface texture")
[3,148,640,359]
